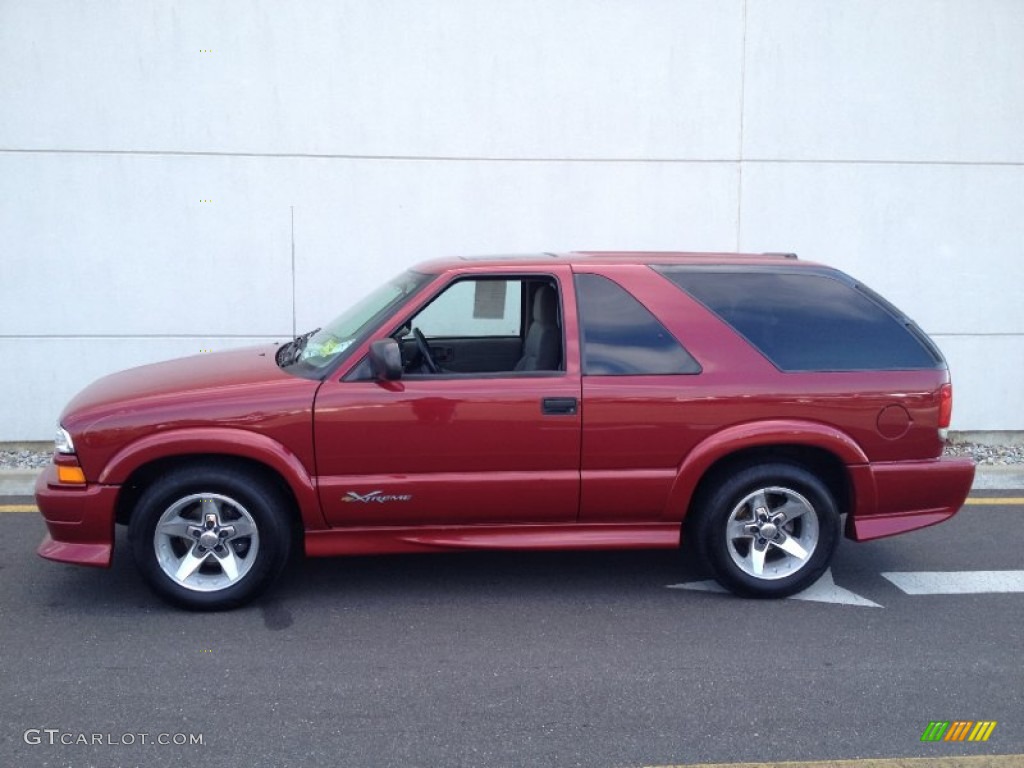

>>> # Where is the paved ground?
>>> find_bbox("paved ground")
[1,495,1021,768]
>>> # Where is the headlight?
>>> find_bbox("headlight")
[55,425,75,455]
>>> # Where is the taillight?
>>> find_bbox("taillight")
[938,383,953,429]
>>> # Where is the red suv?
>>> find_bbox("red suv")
[36,252,975,609]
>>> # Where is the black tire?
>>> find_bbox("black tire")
[129,463,292,610]
[690,462,840,598]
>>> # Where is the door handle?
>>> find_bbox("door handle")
[542,397,578,415]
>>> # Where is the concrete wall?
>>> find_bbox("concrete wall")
[1,0,1022,438]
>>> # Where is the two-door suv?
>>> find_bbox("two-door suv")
[37,252,975,609]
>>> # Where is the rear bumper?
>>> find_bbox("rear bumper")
[846,457,975,542]
[34,464,118,567]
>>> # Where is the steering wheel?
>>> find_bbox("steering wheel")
[412,327,441,374]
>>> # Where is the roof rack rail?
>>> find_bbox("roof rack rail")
[762,252,799,260]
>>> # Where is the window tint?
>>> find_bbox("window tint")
[414,279,523,337]
[658,268,941,372]
[575,273,701,375]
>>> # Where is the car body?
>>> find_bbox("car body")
[36,252,975,609]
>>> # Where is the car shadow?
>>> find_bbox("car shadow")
[29,523,923,617]
[280,546,705,600]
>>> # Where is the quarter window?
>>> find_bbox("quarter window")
[575,273,700,375]
[658,268,941,372]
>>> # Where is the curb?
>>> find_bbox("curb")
[969,465,1024,490]
[0,469,39,496]
[3,466,1024,499]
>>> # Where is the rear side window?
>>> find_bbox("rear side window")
[575,273,701,375]
[657,268,942,372]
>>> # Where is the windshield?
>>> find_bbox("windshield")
[285,270,432,374]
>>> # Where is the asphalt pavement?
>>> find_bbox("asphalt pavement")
[1,495,1022,768]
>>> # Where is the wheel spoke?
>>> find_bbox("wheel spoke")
[175,549,207,582]
[199,497,221,519]
[156,518,195,540]
[226,517,256,539]
[749,491,770,517]
[749,539,768,576]
[214,547,240,582]
[772,532,809,561]
[775,499,809,524]
[727,518,754,541]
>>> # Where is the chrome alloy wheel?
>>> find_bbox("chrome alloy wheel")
[153,493,260,592]
[725,486,819,580]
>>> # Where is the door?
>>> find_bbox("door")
[314,269,582,527]
[574,268,705,523]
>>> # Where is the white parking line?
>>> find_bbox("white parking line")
[882,570,1024,594]
[667,568,881,607]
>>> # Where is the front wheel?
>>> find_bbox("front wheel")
[691,463,840,598]
[130,464,292,610]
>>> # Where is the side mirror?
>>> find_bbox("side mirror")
[369,339,403,381]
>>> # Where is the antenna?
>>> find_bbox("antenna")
[290,206,297,337]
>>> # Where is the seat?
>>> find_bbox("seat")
[514,285,561,371]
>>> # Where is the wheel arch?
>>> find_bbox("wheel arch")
[103,428,325,531]
[667,420,871,531]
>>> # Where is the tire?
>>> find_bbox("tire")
[690,462,840,598]
[129,464,292,610]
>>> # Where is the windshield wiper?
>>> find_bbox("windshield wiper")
[276,328,320,367]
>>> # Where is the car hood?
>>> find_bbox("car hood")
[61,343,299,428]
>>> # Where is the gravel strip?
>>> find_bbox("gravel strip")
[3,443,1024,470]
[943,441,1024,465]
[0,450,53,471]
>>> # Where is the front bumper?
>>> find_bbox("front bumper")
[35,464,119,567]
[846,457,976,542]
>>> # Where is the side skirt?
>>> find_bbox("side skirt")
[305,523,681,557]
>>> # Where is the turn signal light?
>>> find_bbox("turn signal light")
[938,383,953,429]
[57,465,86,485]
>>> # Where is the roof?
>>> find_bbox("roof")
[413,251,809,273]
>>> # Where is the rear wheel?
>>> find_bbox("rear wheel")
[129,464,292,610]
[691,463,840,598]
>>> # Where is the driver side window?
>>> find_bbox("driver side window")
[401,277,562,375]
[414,279,522,338]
